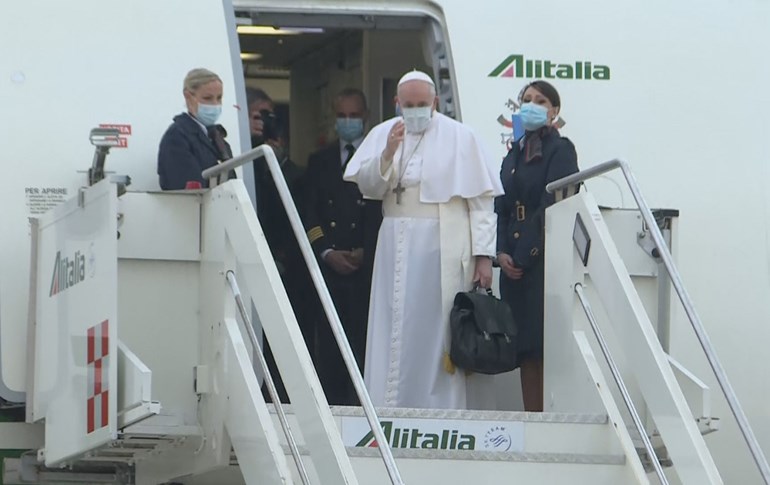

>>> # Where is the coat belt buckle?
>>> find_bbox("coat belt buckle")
[516,205,526,221]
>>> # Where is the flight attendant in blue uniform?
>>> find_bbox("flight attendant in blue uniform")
[495,81,578,412]
[157,68,233,190]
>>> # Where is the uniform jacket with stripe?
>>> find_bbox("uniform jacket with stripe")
[303,142,366,257]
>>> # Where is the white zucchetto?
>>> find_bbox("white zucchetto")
[398,70,435,87]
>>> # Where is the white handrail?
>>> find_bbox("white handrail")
[204,146,405,485]
[548,159,770,484]
[575,283,669,485]
[226,271,311,485]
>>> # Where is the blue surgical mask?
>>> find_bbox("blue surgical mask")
[335,117,364,142]
[519,103,549,131]
[195,103,222,126]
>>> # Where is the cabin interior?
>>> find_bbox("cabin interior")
[234,9,446,169]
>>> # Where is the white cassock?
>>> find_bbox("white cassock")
[344,112,504,409]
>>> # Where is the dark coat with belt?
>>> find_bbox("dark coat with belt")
[157,113,233,190]
[495,128,578,359]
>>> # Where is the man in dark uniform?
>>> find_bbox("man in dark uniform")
[248,88,306,280]
[247,88,312,403]
[304,88,372,405]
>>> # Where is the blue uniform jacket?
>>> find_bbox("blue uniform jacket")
[495,130,578,269]
[157,113,232,190]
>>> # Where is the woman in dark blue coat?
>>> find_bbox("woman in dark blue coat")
[157,68,233,190]
[495,81,578,412]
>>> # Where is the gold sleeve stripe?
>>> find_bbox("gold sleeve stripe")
[307,227,323,238]
[307,227,324,243]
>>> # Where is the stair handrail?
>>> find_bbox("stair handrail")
[547,159,770,484]
[226,270,311,485]
[203,145,406,485]
[574,283,669,484]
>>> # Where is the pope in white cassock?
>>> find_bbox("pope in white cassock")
[343,71,504,409]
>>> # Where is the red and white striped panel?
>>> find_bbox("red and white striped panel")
[86,320,109,434]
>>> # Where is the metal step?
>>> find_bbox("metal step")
[274,405,621,456]
[191,406,637,485]
[3,406,640,485]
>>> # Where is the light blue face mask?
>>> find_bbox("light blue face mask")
[336,117,364,142]
[519,103,549,131]
[196,103,222,126]
[402,106,433,133]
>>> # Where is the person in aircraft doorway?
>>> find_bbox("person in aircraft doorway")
[343,71,501,410]
[246,88,314,404]
[495,80,579,412]
[303,88,373,406]
[157,68,235,189]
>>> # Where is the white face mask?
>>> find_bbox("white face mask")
[401,106,433,133]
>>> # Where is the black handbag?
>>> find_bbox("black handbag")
[449,287,518,374]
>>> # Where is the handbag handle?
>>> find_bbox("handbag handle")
[472,282,493,296]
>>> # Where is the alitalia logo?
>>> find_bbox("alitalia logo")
[355,421,475,450]
[489,54,610,80]
[49,250,86,297]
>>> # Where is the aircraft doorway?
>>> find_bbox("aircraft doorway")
[233,8,453,168]
[228,7,468,405]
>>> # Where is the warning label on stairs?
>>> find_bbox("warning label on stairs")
[25,186,69,215]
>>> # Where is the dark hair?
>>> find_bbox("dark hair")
[335,87,368,112]
[246,87,273,108]
[518,80,561,108]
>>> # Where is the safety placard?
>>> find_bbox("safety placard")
[25,186,69,216]
[99,123,132,148]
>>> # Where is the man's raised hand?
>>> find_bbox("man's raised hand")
[382,121,405,162]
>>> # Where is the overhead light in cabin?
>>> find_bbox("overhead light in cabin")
[237,26,297,35]
[240,53,263,61]
[236,25,324,35]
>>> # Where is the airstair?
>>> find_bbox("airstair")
[4,146,769,485]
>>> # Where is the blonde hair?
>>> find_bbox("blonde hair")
[183,68,221,93]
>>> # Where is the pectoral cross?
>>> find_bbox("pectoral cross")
[393,183,406,204]
[392,132,425,205]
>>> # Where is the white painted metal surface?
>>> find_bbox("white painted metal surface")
[551,161,770,483]
[220,317,295,484]
[200,180,360,484]
[116,341,159,429]
[545,190,722,483]
[206,142,404,483]
[573,331,651,484]
[29,180,119,466]
[226,270,313,484]
[117,192,202,262]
